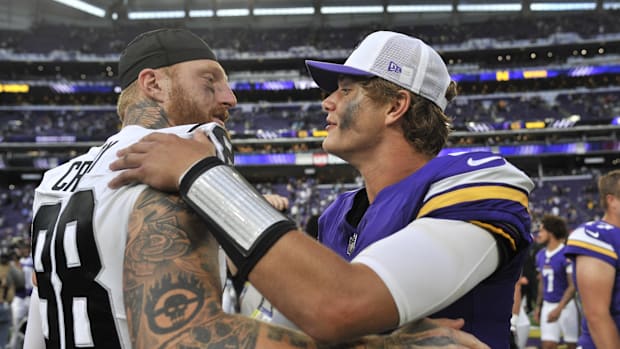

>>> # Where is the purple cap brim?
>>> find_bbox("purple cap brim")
[305,60,374,93]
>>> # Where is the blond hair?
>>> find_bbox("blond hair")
[359,77,457,157]
[116,81,139,123]
[599,169,620,210]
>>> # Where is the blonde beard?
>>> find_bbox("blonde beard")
[166,83,206,125]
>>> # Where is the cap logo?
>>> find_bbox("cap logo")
[387,61,402,73]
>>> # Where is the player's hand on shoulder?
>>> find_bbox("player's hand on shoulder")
[109,131,214,191]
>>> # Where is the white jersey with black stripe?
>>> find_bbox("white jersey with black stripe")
[30,124,205,349]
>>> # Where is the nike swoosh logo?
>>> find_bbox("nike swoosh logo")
[585,229,600,238]
[467,156,503,166]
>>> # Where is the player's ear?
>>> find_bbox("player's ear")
[385,89,410,125]
[136,68,167,103]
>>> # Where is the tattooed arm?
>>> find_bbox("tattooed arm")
[123,188,487,349]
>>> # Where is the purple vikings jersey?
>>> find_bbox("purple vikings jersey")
[565,220,620,349]
[535,245,572,303]
[318,151,533,348]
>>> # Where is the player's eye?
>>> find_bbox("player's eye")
[204,79,215,93]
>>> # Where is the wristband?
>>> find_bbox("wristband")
[180,157,296,287]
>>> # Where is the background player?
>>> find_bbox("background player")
[565,170,620,349]
[534,214,578,349]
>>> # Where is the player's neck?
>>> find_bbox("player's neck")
[358,147,429,203]
[545,239,562,251]
[351,132,431,203]
[122,98,172,129]
[602,213,620,229]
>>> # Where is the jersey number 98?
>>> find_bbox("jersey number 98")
[31,190,121,349]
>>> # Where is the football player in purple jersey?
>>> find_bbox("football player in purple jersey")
[565,170,620,349]
[109,30,532,348]
[533,215,578,349]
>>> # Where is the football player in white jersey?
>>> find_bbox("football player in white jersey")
[24,28,487,349]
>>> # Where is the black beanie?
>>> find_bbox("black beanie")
[118,28,217,89]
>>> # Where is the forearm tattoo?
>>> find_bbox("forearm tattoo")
[124,189,469,349]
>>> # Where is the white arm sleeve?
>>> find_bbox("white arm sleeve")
[352,217,499,326]
[23,287,46,349]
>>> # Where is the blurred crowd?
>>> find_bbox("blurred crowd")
[1,88,619,143]
[0,12,618,55]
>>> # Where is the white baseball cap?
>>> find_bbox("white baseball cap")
[306,31,452,111]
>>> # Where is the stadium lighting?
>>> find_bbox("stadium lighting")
[457,3,522,12]
[530,2,596,11]
[320,6,384,14]
[128,10,186,20]
[216,8,250,17]
[387,5,453,13]
[188,10,214,18]
[603,1,620,9]
[254,7,315,16]
[52,0,106,18]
